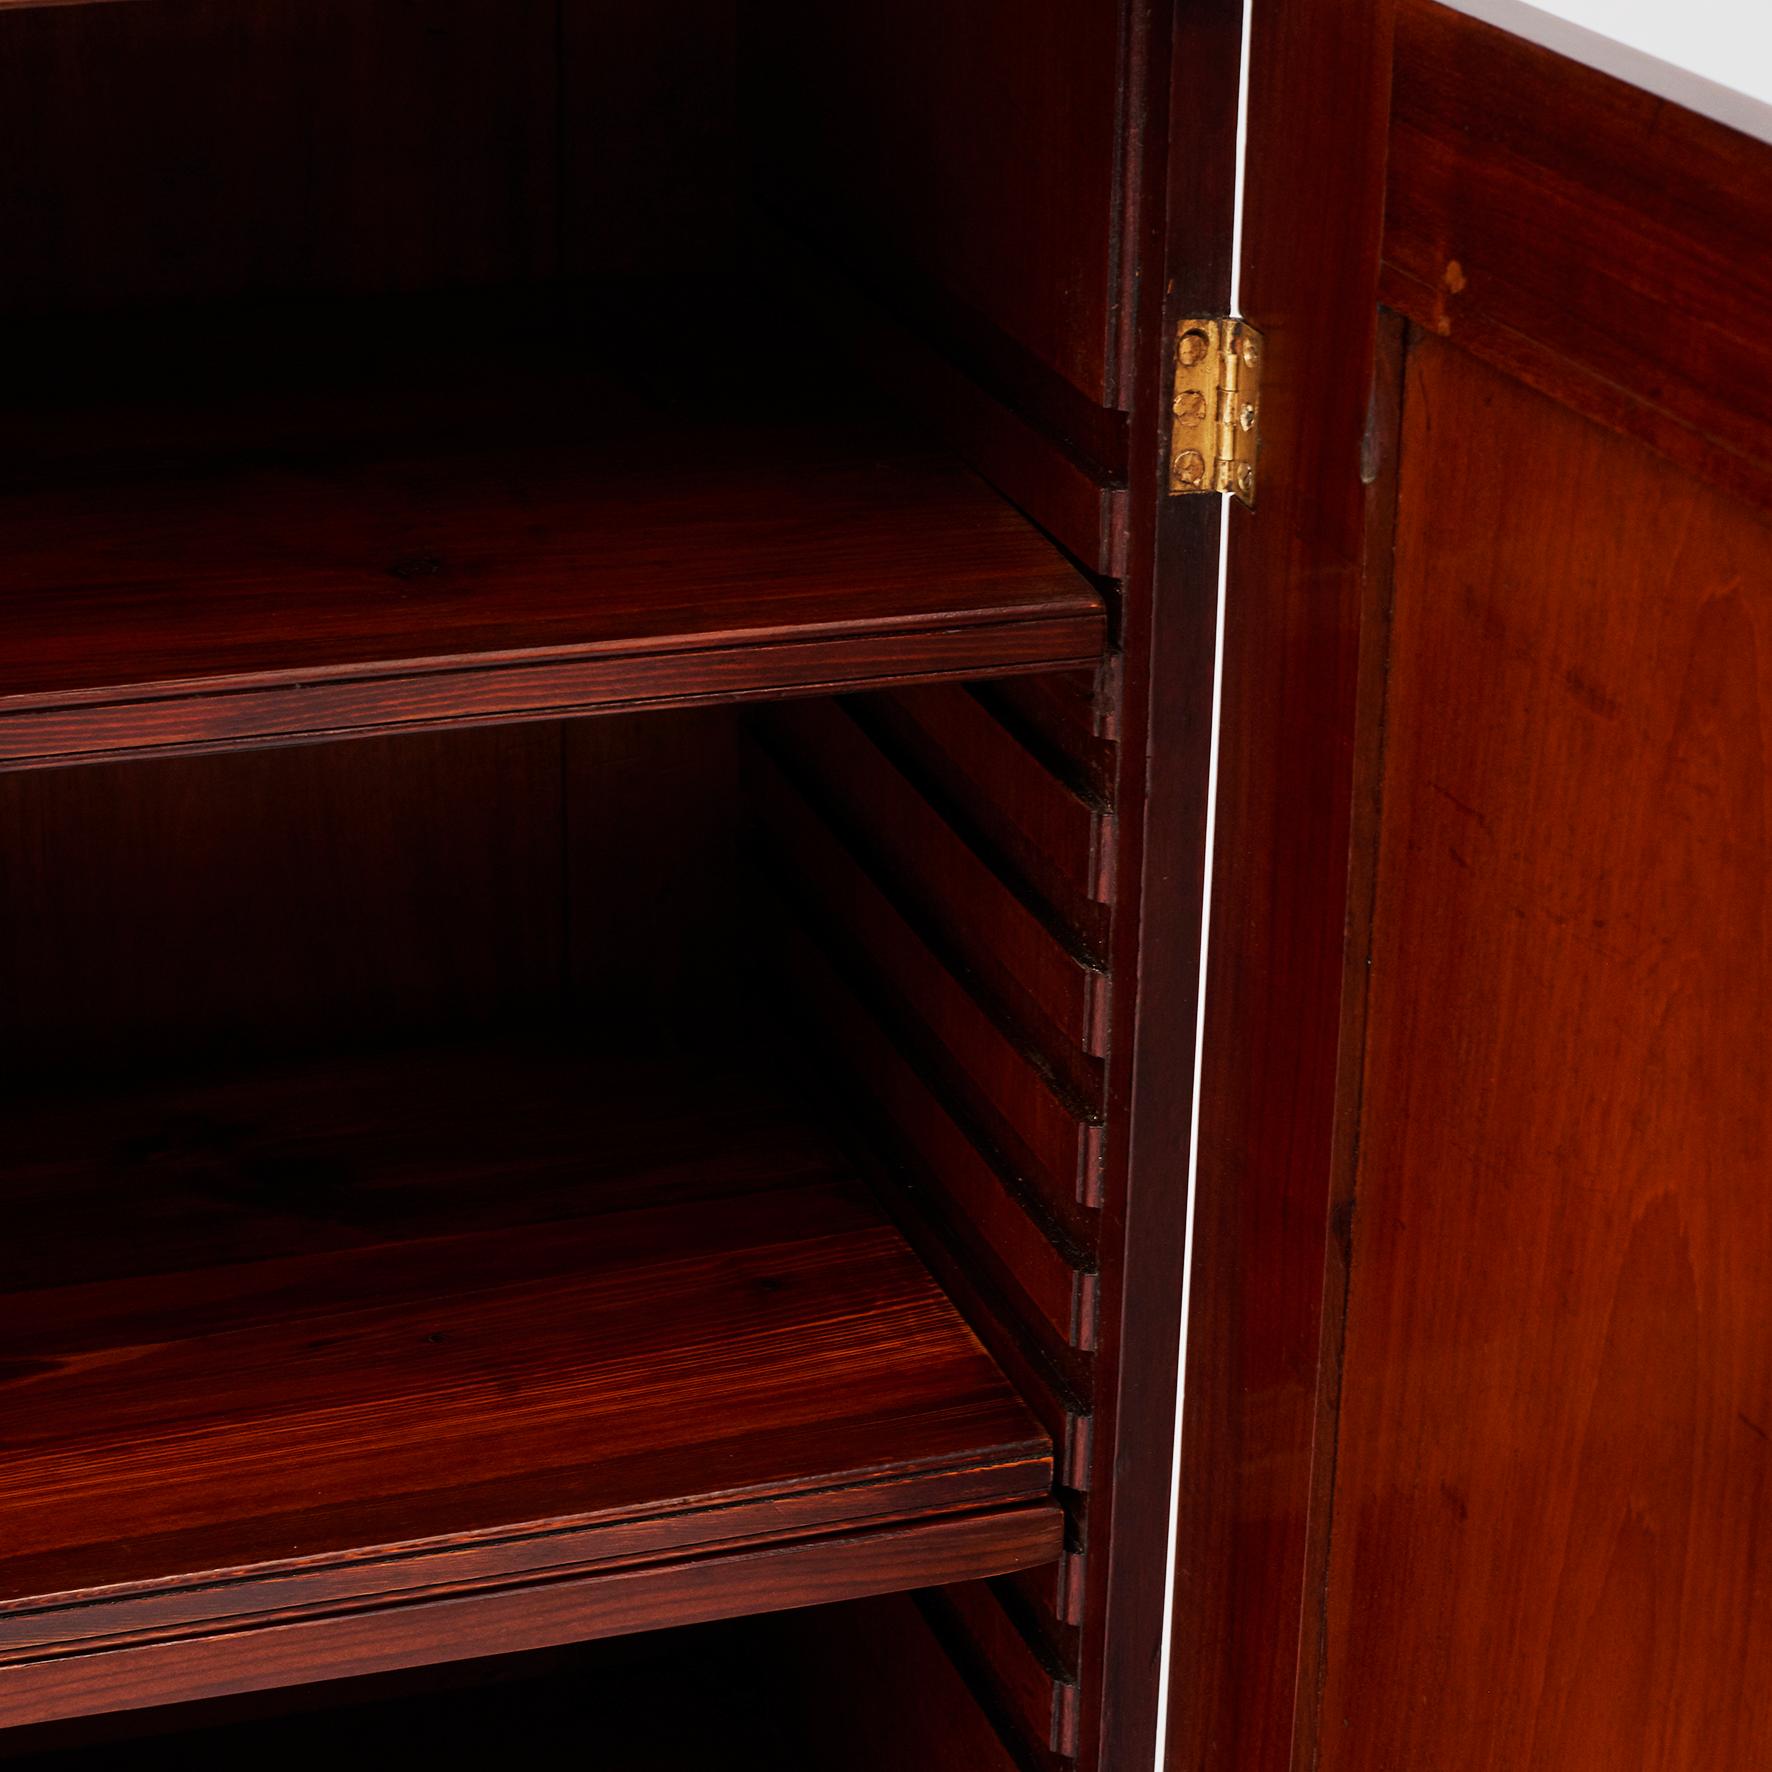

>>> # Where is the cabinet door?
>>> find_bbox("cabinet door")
[1169,4,1772,1769]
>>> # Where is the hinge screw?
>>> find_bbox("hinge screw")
[1235,462,1256,499]
[1239,402,1257,431]
[1173,388,1207,424]
[1177,328,1210,367]
[1172,449,1207,488]
[1239,334,1260,370]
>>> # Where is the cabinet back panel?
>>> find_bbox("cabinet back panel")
[0,728,563,1072]
[0,0,736,317]
[0,715,746,1074]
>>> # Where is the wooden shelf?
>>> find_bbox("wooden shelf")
[0,1040,1059,1726]
[0,295,1103,770]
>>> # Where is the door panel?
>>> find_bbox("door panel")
[1321,330,1772,1771]
[1169,4,1772,1768]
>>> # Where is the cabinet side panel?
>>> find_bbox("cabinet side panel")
[752,672,1117,1769]
[746,0,1128,412]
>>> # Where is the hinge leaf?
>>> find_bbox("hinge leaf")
[1168,316,1263,507]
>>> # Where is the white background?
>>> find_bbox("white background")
[1444,0,1772,142]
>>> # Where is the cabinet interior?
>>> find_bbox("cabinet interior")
[0,1,1121,1764]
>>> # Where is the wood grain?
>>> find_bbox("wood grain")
[772,910,1094,1458]
[766,233,1129,578]
[765,1594,1025,1772]
[0,311,1102,769]
[0,1508,1061,1730]
[1057,3,1243,1765]
[1383,0,1772,514]
[756,699,1108,1108]
[0,0,558,315]
[747,0,1128,408]
[934,1579,1079,1758]
[749,745,1099,1309]
[1163,0,1397,1766]
[974,670,1118,811]
[0,727,567,1074]
[846,684,1113,959]
[1317,334,1772,1772]
[0,1040,1056,1722]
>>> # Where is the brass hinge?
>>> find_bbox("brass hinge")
[1168,316,1263,506]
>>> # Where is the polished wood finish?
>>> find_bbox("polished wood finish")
[4,1509,1060,1731]
[748,746,1097,1341]
[1162,1,1397,1768]
[1382,0,1772,514]
[0,316,1101,771]
[0,0,1420,1760]
[1056,5,1245,1766]
[0,0,1225,1762]
[0,1042,1058,1724]
[0,0,558,314]
[1167,9,1772,1770]
[977,671,1119,811]
[767,1595,1024,1772]
[933,1579,1081,1759]
[767,233,1128,578]
[0,711,752,1078]
[756,697,1108,1112]
[773,910,1092,1468]
[0,0,744,314]
[1316,333,1772,1772]
[0,727,565,1073]
[848,684,1114,960]
[748,0,1130,409]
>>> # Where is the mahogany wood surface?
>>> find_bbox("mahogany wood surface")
[0,710,752,1078]
[750,748,1099,1224]
[0,727,566,1074]
[1007,3,1247,1764]
[2,1508,1060,1731]
[0,1040,1057,1724]
[0,305,1102,770]
[747,0,1130,410]
[1382,0,1772,514]
[766,1595,1023,1772]
[748,747,1098,1338]
[1315,334,1772,1772]
[0,0,558,315]
[756,698,1109,1111]
[975,670,1119,812]
[772,912,1093,1465]
[934,1578,1080,1759]
[765,231,1128,579]
[564,710,747,1037]
[559,0,740,280]
[4,1624,799,1770]
[0,0,743,313]
[1163,0,1397,1767]
[847,685,1114,963]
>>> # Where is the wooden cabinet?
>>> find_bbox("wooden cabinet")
[3,2,1768,1768]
